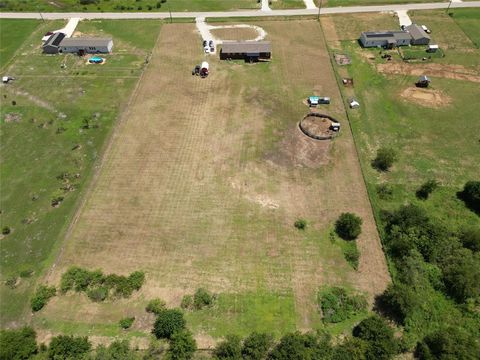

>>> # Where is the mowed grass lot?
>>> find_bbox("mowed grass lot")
[0,0,258,12]
[450,9,480,48]
[325,0,446,6]
[270,0,306,9]
[0,19,161,325]
[38,20,389,342]
[325,12,480,342]
[0,20,41,69]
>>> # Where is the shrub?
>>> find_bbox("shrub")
[416,179,439,200]
[335,213,362,240]
[168,330,197,360]
[214,334,242,359]
[268,332,332,360]
[119,317,135,329]
[0,327,37,360]
[2,226,11,235]
[128,271,145,290]
[458,180,480,213]
[146,298,166,315]
[87,286,108,302]
[372,147,397,172]
[5,276,17,289]
[19,269,34,278]
[193,288,213,309]
[343,242,360,270]
[376,184,393,200]
[460,227,480,252]
[94,340,136,360]
[332,337,368,360]
[353,316,397,360]
[153,309,186,339]
[319,287,367,323]
[31,285,56,312]
[180,295,193,309]
[242,332,273,360]
[48,335,91,359]
[294,219,307,230]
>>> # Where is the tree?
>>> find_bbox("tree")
[31,284,56,312]
[460,227,480,252]
[372,147,397,172]
[167,330,197,360]
[415,327,480,360]
[332,337,367,360]
[193,288,213,309]
[214,334,242,359]
[0,327,37,360]
[153,309,186,339]
[242,332,274,360]
[47,335,91,359]
[119,317,135,329]
[353,316,397,360]
[294,219,307,230]
[267,332,332,360]
[94,340,138,360]
[335,213,362,240]
[458,180,480,214]
[416,180,439,200]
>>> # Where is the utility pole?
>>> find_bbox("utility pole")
[168,3,173,23]
[317,0,323,21]
[446,0,453,14]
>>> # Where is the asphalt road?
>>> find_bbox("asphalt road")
[1,1,479,19]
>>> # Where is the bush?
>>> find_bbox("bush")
[294,219,307,230]
[2,226,11,235]
[214,334,242,359]
[5,276,17,289]
[87,286,108,302]
[146,298,167,315]
[31,285,56,312]
[180,295,193,309]
[94,340,137,360]
[168,330,197,360]
[0,327,37,360]
[332,337,368,360]
[343,242,360,270]
[242,332,273,360]
[416,179,439,200]
[153,309,186,339]
[376,184,393,200]
[458,180,480,213]
[193,288,213,309]
[372,147,397,172]
[119,317,135,329]
[319,287,367,323]
[460,227,480,252]
[268,332,332,360]
[48,335,91,359]
[353,316,397,360]
[335,213,362,240]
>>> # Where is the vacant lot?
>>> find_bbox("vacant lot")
[0,0,258,12]
[270,0,306,9]
[0,20,40,69]
[39,20,389,342]
[0,19,161,326]
[325,0,446,7]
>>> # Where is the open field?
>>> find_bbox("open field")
[0,0,258,12]
[325,10,480,344]
[325,0,446,7]
[210,26,261,41]
[34,20,389,343]
[450,8,480,48]
[0,19,161,326]
[270,0,306,9]
[0,20,41,69]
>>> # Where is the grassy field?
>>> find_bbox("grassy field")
[0,19,162,326]
[0,20,41,69]
[0,0,258,12]
[325,11,480,344]
[270,0,306,9]
[33,20,389,345]
[449,8,480,48]
[324,0,446,6]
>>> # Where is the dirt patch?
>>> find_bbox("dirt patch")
[377,62,480,83]
[400,87,452,108]
[300,114,337,140]
[210,27,261,41]
[4,113,22,123]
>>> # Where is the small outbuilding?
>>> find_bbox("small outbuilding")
[427,44,439,53]
[220,41,271,61]
[42,32,67,54]
[406,24,431,45]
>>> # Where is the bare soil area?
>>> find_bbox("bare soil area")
[400,87,452,108]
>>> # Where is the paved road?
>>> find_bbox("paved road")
[1,1,479,19]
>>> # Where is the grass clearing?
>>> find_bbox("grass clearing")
[449,8,480,48]
[270,0,306,9]
[0,20,41,69]
[0,19,161,326]
[325,0,446,7]
[37,20,389,342]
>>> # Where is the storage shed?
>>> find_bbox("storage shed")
[59,38,113,54]
[220,41,271,61]
[406,24,431,45]
[42,32,66,54]
[359,31,411,48]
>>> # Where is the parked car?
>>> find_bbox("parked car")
[210,46,215,52]
[401,25,406,31]
[421,25,431,34]
[204,47,210,54]
[203,40,207,47]
[209,40,214,47]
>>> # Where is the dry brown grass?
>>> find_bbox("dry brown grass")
[42,21,389,336]
[210,26,262,41]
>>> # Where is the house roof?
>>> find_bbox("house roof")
[361,31,412,42]
[221,41,271,54]
[406,24,431,41]
[60,38,112,47]
[43,32,66,48]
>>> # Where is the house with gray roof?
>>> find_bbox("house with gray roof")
[220,41,271,61]
[42,32,67,54]
[406,24,431,45]
[359,31,412,48]
[42,34,113,55]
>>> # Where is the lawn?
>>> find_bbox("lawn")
[270,0,306,9]
[0,19,162,326]
[450,8,480,48]
[0,0,258,12]
[324,0,446,7]
[34,20,388,344]
[0,20,41,69]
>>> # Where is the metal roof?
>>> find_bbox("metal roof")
[43,32,66,47]
[60,38,112,47]
[406,24,431,41]
[362,31,412,41]
[221,41,271,54]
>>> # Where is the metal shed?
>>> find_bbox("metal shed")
[220,41,271,61]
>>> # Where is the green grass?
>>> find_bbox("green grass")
[270,0,306,9]
[0,0,258,12]
[450,8,480,48]
[325,0,446,6]
[0,20,162,326]
[0,20,41,69]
